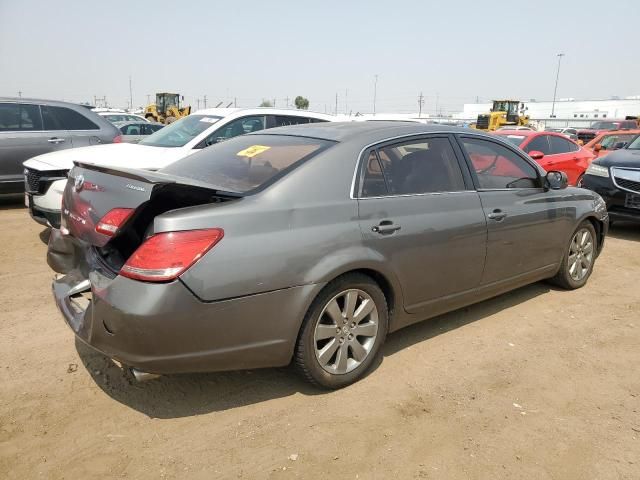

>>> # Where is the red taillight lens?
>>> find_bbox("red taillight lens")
[113,135,123,143]
[95,208,135,236]
[120,228,224,282]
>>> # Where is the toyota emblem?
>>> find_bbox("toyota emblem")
[73,175,85,192]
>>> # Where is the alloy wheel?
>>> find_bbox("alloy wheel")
[568,228,594,281]
[313,289,379,375]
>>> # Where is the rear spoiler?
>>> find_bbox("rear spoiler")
[72,161,244,198]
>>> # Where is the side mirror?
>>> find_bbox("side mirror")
[594,143,602,152]
[545,171,569,190]
[613,141,626,150]
[529,150,545,160]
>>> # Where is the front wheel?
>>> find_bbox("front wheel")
[294,274,388,389]
[549,221,597,289]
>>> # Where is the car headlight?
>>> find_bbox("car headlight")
[585,163,609,178]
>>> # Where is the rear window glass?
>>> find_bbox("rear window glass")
[499,134,526,147]
[162,134,334,193]
[139,114,221,147]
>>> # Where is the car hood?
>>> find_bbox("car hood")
[594,148,640,168]
[23,143,192,171]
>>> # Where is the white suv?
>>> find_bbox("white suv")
[23,108,334,227]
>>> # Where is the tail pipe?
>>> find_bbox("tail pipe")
[131,368,161,382]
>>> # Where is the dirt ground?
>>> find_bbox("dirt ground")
[0,195,639,480]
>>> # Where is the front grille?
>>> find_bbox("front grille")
[24,168,67,194]
[578,132,596,143]
[614,177,640,193]
[476,115,489,129]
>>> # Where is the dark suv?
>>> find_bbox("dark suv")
[0,97,119,194]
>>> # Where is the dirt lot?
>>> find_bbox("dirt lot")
[1,196,639,480]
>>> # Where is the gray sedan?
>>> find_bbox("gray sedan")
[47,122,608,388]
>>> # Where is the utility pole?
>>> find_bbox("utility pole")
[17,91,22,98]
[435,93,439,117]
[373,74,378,115]
[345,89,348,114]
[335,92,338,115]
[234,97,237,107]
[285,96,289,108]
[203,95,207,109]
[146,94,151,105]
[551,53,565,118]
[128,75,133,110]
[273,98,276,108]
[196,98,200,110]
[418,92,424,117]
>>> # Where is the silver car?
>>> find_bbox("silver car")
[47,122,608,388]
[0,97,119,194]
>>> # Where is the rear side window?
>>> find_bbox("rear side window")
[162,134,334,193]
[524,135,551,154]
[361,137,465,196]
[273,115,327,127]
[0,103,43,131]
[46,106,99,130]
[549,135,578,154]
[461,137,540,189]
[42,106,64,130]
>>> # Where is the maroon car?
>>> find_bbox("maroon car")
[577,119,638,144]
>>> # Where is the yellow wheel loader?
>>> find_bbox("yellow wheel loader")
[472,100,529,131]
[145,93,191,124]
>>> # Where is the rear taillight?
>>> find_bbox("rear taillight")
[120,229,224,282]
[113,135,123,143]
[95,208,135,236]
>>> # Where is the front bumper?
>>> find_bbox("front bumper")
[583,174,640,223]
[48,228,323,374]
[26,178,66,228]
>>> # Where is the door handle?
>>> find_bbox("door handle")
[487,209,507,221]
[48,137,66,144]
[372,221,401,234]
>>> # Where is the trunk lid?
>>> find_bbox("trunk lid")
[62,162,241,248]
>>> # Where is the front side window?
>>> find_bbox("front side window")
[361,137,466,196]
[0,103,42,131]
[142,123,162,135]
[549,135,578,154]
[47,106,99,130]
[201,116,266,146]
[601,134,635,149]
[524,135,551,155]
[120,124,142,135]
[462,137,540,189]
[162,134,334,193]
[139,114,221,147]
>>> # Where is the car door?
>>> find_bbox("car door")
[0,102,66,190]
[356,134,487,313]
[457,135,571,285]
[44,105,103,148]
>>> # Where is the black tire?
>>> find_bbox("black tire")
[294,273,388,389]
[549,220,597,290]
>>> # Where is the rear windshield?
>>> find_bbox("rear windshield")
[497,134,526,147]
[589,121,618,130]
[139,115,222,147]
[161,134,335,193]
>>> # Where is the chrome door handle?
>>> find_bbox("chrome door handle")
[48,137,66,144]
[487,210,507,221]
[372,222,401,234]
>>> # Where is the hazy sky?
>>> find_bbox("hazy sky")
[1,0,639,114]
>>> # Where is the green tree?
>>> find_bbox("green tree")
[294,96,309,110]
[259,99,273,107]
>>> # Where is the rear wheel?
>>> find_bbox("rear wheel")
[550,221,597,289]
[295,274,388,389]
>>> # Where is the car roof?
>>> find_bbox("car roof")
[0,96,92,108]
[252,121,488,143]
[113,120,163,126]
[192,107,334,120]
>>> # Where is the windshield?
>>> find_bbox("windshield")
[161,134,335,193]
[589,121,618,130]
[626,135,640,150]
[139,115,222,147]
[497,134,526,147]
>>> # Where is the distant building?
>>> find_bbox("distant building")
[457,97,640,121]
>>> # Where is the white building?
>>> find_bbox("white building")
[456,97,640,125]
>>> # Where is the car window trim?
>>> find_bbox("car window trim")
[453,133,545,191]
[351,132,472,199]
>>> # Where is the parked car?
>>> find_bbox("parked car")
[96,111,149,123]
[582,134,640,224]
[545,127,578,141]
[23,108,333,227]
[583,130,640,159]
[493,129,595,186]
[47,122,607,388]
[114,121,164,143]
[0,97,119,195]
[577,119,638,144]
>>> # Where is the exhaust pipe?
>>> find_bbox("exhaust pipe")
[131,368,161,382]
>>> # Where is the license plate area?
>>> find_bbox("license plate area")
[625,193,640,210]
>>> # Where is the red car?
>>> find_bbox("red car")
[493,130,595,186]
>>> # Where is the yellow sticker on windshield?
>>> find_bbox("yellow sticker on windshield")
[237,145,271,158]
